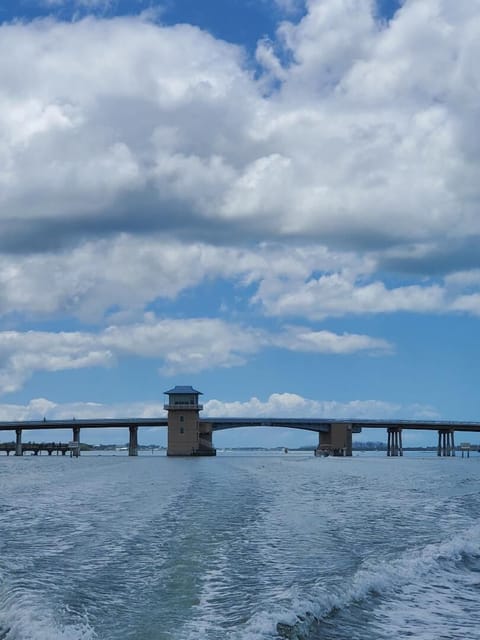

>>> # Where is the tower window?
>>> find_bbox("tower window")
[180,416,184,422]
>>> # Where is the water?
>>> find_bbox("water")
[0,453,479,640]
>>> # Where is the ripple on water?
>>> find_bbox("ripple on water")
[1,455,480,640]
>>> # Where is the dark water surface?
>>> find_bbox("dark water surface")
[1,453,479,639]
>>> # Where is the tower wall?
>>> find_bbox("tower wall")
[167,410,199,456]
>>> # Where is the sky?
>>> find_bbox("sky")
[0,0,480,449]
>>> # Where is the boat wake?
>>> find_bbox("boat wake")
[266,522,480,640]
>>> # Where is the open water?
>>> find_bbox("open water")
[0,452,479,640]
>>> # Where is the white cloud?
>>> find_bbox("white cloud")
[103,317,263,373]
[0,392,433,424]
[0,330,114,394]
[274,326,393,354]
[0,0,480,407]
[0,397,166,422]
[0,234,480,324]
[0,318,260,393]
[255,272,447,318]
[1,232,479,325]
[450,293,480,316]
[204,392,434,420]
[0,236,365,320]
[445,270,480,289]
[0,317,391,394]
[254,268,480,319]
[1,2,480,253]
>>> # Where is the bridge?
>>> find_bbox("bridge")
[1,386,480,458]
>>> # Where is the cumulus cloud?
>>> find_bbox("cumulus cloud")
[0,236,367,320]
[0,2,478,327]
[0,397,166,422]
[204,392,435,420]
[445,269,480,289]
[254,269,480,319]
[274,326,393,354]
[1,392,401,422]
[255,272,447,318]
[0,318,259,393]
[0,317,390,394]
[1,0,480,411]
[2,233,480,324]
[0,330,114,394]
[0,2,479,255]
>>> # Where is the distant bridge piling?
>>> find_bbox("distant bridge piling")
[387,427,403,456]
[129,425,138,456]
[315,423,353,456]
[72,425,81,456]
[15,428,22,457]
[460,443,471,458]
[438,429,455,456]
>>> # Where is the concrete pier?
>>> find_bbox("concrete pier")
[72,425,81,457]
[0,442,71,456]
[316,423,353,456]
[460,443,471,458]
[438,429,455,456]
[129,426,138,457]
[15,428,22,457]
[387,427,403,456]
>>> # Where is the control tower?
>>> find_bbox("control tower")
[164,386,215,456]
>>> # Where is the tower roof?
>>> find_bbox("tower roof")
[164,385,203,395]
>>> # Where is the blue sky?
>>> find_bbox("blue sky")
[0,0,479,449]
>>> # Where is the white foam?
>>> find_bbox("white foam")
[0,579,97,640]
[222,521,480,640]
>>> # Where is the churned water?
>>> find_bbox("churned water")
[0,452,479,640]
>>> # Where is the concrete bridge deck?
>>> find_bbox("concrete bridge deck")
[208,418,480,432]
[1,417,480,432]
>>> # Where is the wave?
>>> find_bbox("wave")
[0,585,96,640]
[239,522,480,640]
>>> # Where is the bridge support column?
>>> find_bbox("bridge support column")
[72,425,81,457]
[129,426,138,457]
[387,427,403,456]
[438,429,455,457]
[316,424,352,456]
[15,428,23,457]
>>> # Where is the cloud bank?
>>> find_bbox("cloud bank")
[1,2,480,256]
[0,318,390,393]
[1,0,479,405]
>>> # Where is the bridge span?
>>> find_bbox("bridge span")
[1,387,480,458]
